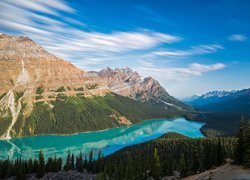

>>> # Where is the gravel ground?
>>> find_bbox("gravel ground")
[184,163,250,180]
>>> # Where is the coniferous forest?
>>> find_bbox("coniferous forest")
[1,128,250,179]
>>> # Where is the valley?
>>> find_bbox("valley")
[0,34,189,140]
[1,0,250,179]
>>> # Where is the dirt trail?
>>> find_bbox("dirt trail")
[184,163,250,180]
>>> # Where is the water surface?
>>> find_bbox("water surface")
[0,118,204,160]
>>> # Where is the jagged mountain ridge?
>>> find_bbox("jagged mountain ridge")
[98,67,191,111]
[187,88,250,113]
[0,34,187,139]
[188,89,250,106]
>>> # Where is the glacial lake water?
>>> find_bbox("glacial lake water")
[0,118,205,160]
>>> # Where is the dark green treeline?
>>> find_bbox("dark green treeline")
[234,115,250,167]
[0,136,238,179]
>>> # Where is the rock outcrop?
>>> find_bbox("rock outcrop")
[98,67,191,111]
[0,34,109,96]
[0,34,109,139]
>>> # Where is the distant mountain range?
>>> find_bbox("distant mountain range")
[0,34,189,139]
[185,89,250,113]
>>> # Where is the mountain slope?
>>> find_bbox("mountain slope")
[0,34,183,139]
[188,89,250,112]
[198,92,250,113]
[13,93,174,137]
[0,34,110,139]
[188,89,250,106]
[98,67,192,111]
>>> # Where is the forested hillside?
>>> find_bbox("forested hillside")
[91,134,237,179]
[8,93,180,138]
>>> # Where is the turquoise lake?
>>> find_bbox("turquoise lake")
[0,118,205,160]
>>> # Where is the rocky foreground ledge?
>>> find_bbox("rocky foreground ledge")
[7,170,95,180]
[183,163,250,180]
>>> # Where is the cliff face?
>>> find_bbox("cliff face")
[98,67,191,111]
[0,34,110,139]
[0,34,109,96]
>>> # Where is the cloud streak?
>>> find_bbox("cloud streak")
[137,62,226,81]
[151,44,224,57]
[0,0,182,70]
[228,34,247,42]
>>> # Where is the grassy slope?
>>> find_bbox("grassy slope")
[12,93,181,138]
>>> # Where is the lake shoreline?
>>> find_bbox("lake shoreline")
[0,116,189,141]
[0,117,205,160]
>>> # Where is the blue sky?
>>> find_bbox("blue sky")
[0,0,249,98]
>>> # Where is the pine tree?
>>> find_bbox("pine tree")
[89,150,93,172]
[243,120,250,167]
[64,151,71,171]
[57,158,62,172]
[45,157,53,173]
[217,138,224,166]
[234,115,245,164]
[97,150,102,172]
[17,158,26,180]
[152,147,161,179]
[71,154,75,170]
[27,158,33,174]
[179,153,187,177]
[36,150,45,178]
[76,152,84,172]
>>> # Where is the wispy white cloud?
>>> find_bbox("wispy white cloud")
[0,0,226,85]
[0,0,182,70]
[136,62,226,81]
[151,44,224,57]
[228,34,247,42]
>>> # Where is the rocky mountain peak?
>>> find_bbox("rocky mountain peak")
[0,34,109,96]
[98,67,190,111]
[0,34,56,61]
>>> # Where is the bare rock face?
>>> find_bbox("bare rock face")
[0,34,109,97]
[0,34,109,139]
[99,67,191,111]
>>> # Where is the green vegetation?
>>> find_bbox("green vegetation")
[0,109,12,136]
[0,93,6,100]
[35,95,43,100]
[160,132,189,139]
[91,136,237,179]
[37,150,45,178]
[12,93,178,137]
[14,91,24,103]
[36,87,45,94]
[56,93,68,100]
[234,116,250,167]
[0,152,62,179]
[86,84,98,90]
[185,112,250,137]
[0,134,237,179]
[56,86,66,92]
[74,87,84,91]
[76,93,84,98]
[48,95,54,98]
